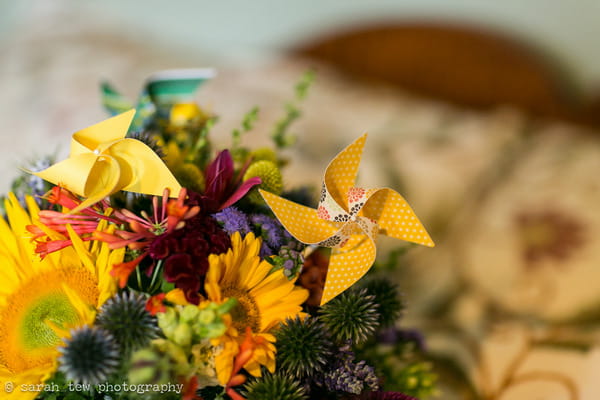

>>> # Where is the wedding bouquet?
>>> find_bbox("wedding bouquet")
[1,69,437,400]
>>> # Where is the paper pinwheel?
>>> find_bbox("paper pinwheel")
[34,109,181,212]
[102,68,216,131]
[260,134,434,305]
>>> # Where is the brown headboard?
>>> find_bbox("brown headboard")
[294,23,599,127]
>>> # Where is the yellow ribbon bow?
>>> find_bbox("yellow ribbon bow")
[260,134,434,305]
[34,109,181,212]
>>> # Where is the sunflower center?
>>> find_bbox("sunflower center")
[0,267,100,373]
[21,293,79,350]
[221,286,261,333]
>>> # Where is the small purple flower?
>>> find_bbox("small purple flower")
[213,207,251,236]
[315,343,378,395]
[251,214,284,256]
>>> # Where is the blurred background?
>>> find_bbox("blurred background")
[3,1,600,399]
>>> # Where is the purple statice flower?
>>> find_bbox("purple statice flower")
[251,214,284,257]
[315,343,378,395]
[213,207,251,236]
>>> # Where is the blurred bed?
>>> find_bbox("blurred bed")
[3,13,599,399]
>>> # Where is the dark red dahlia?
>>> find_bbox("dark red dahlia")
[150,209,231,304]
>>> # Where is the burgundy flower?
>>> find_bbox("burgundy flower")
[202,149,261,212]
[152,210,231,303]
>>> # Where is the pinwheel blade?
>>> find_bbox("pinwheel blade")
[72,109,135,151]
[108,138,182,198]
[361,188,434,247]
[259,190,339,244]
[323,134,367,212]
[33,153,99,197]
[322,234,377,305]
[73,155,122,213]
[101,81,135,116]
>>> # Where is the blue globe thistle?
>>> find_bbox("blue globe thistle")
[96,291,160,355]
[319,288,380,344]
[10,156,54,208]
[360,278,405,328]
[58,326,120,384]
[275,316,333,380]
[213,207,251,236]
[244,373,307,400]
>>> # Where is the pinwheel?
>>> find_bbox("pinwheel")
[33,109,181,213]
[260,134,434,304]
[101,68,216,131]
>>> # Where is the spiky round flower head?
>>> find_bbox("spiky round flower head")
[275,316,333,379]
[250,147,279,165]
[360,278,405,328]
[319,288,380,345]
[173,162,205,193]
[244,160,283,204]
[244,373,308,400]
[58,326,120,385]
[96,291,160,355]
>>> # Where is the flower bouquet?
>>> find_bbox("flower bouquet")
[1,69,437,400]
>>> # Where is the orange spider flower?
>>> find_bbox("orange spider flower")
[26,186,121,258]
[94,188,199,287]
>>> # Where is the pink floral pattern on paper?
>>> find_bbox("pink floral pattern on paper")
[347,187,366,204]
[317,205,330,220]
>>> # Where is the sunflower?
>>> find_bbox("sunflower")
[0,194,124,399]
[205,232,308,384]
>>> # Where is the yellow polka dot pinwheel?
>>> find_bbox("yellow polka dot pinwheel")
[260,134,434,305]
[34,109,181,212]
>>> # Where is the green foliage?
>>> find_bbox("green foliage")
[271,69,315,149]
